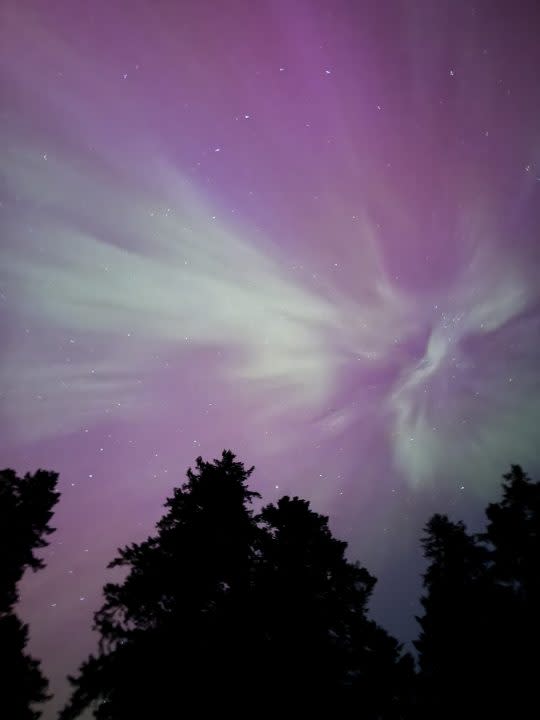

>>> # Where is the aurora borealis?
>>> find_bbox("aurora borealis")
[1,1,540,716]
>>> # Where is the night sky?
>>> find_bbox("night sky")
[2,1,540,716]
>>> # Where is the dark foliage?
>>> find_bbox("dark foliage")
[60,451,262,719]
[0,468,60,719]
[61,451,412,718]
[414,514,493,718]
[6,452,536,719]
[255,495,414,715]
[415,465,540,718]
[482,465,540,716]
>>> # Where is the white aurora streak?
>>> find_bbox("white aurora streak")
[1,1,539,495]
[2,141,539,491]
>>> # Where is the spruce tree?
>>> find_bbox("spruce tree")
[61,451,261,719]
[481,465,540,715]
[0,468,60,719]
[62,453,412,719]
[414,514,492,718]
[254,495,414,716]
[415,466,540,718]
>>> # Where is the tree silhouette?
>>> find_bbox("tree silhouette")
[0,468,60,719]
[415,466,540,718]
[481,465,540,716]
[483,464,540,610]
[255,495,413,715]
[60,450,261,718]
[62,452,412,718]
[414,514,494,718]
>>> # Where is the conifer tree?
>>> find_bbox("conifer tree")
[0,468,60,719]
[255,495,414,716]
[481,465,540,715]
[414,514,491,718]
[62,453,412,718]
[416,466,540,717]
[61,451,261,719]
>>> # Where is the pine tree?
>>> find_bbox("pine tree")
[483,465,540,609]
[62,453,413,719]
[414,514,492,719]
[254,495,414,716]
[415,465,540,719]
[0,468,60,719]
[481,465,540,715]
[60,450,261,719]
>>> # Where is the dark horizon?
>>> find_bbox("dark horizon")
[3,456,539,718]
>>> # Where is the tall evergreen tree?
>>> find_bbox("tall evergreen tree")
[255,495,414,716]
[0,468,60,719]
[62,452,412,719]
[61,450,261,719]
[483,465,540,610]
[415,466,540,717]
[481,465,540,715]
[414,514,493,718]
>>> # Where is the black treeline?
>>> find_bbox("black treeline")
[415,464,540,718]
[1,455,539,719]
[0,468,60,719]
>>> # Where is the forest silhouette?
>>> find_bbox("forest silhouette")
[1,454,539,719]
